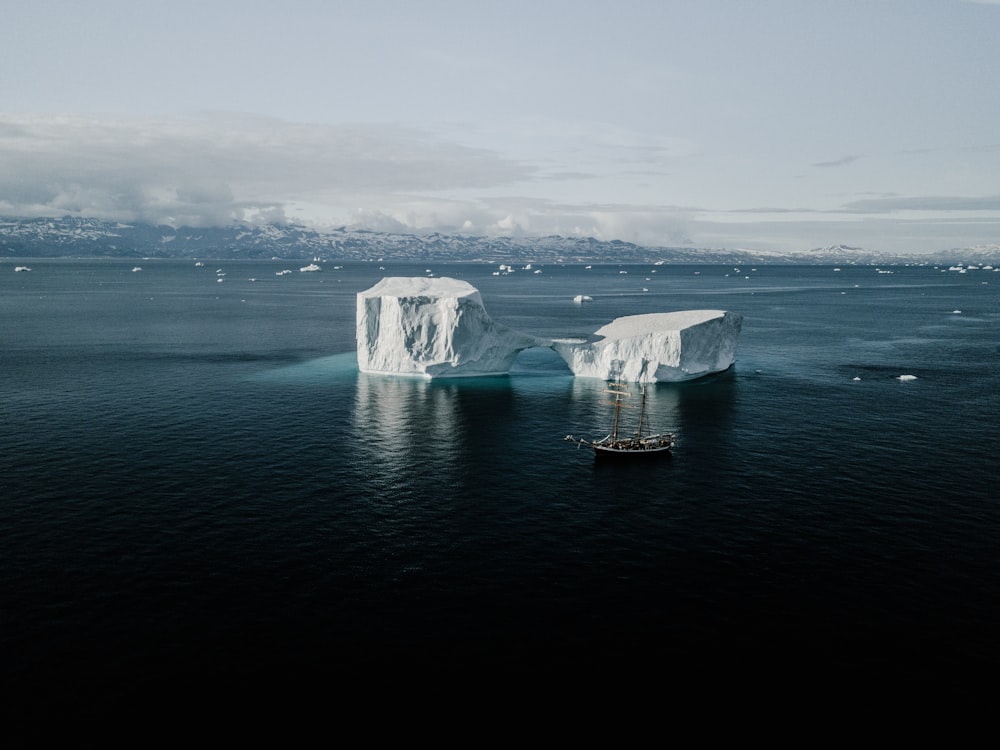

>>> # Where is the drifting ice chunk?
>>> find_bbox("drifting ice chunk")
[356,277,548,377]
[552,310,742,382]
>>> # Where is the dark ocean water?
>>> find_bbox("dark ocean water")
[2,258,998,713]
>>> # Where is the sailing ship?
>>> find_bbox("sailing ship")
[565,362,675,459]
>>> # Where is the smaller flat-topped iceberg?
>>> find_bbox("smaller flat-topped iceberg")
[553,310,742,382]
[357,277,549,377]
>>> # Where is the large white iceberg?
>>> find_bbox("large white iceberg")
[356,277,549,377]
[551,310,742,382]
[356,277,741,381]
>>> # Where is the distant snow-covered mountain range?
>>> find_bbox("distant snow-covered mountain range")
[1,216,997,264]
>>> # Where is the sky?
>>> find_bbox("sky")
[3,0,999,253]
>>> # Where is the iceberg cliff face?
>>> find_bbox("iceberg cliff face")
[356,277,549,377]
[551,310,742,382]
[356,277,741,381]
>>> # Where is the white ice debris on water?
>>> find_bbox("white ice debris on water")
[300,263,321,272]
[572,295,593,303]
[897,374,918,381]
[356,277,742,381]
[356,277,549,377]
[551,310,742,382]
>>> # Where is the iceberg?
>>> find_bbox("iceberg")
[356,277,549,377]
[552,311,741,382]
[356,277,741,381]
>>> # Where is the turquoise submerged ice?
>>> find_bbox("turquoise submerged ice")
[356,277,742,381]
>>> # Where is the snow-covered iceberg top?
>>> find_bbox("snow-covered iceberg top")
[551,310,742,382]
[356,277,741,381]
[356,277,549,377]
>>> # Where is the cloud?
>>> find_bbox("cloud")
[0,113,532,227]
[2,112,995,255]
[841,195,1000,213]
[812,155,862,168]
[0,112,702,245]
[335,194,693,247]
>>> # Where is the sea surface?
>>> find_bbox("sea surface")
[2,258,998,713]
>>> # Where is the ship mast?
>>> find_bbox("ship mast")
[636,358,652,438]
[610,384,624,442]
[606,359,628,442]
[636,384,646,438]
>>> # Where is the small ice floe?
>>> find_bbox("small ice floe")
[216,277,224,283]
[132,266,142,272]
[195,261,204,266]
[14,266,31,272]
[299,263,321,272]
[573,294,593,303]
[276,269,292,276]
[951,310,962,314]
[897,374,918,381]
[853,376,861,381]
